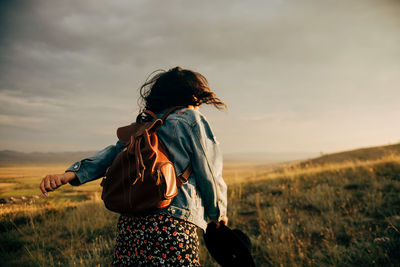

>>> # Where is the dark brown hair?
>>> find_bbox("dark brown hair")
[139,66,226,113]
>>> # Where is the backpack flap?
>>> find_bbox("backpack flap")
[118,106,184,144]
[116,119,163,145]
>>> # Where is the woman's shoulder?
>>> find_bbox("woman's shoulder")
[167,108,206,127]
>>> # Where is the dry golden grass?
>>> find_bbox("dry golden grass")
[0,192,102,216]
[225,154,400,266]
[0,164,68,178]
[1,153,400,266]
[223,161,297,184]
[0,164,102,198]
[252,153,400,182]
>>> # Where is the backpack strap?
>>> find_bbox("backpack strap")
[177,164,192,187]
[142,110,158,120]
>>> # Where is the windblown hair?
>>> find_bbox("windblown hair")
[139,66,227,113]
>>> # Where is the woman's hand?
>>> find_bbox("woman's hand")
[219,217,228,226]
[219,216,228,226]
[215,216,229,229]
[39,172,76,196]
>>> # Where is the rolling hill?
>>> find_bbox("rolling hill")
[299,143,400,166]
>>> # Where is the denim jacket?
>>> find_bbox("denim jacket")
[66,108,227,230]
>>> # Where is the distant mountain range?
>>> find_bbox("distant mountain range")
[300,143,400,166]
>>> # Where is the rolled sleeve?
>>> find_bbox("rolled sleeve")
[65,140,125,186]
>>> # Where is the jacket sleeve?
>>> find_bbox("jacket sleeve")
[181,117,228,221]
[65,140,125,186]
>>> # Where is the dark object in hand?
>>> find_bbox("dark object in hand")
[204,221,256,267]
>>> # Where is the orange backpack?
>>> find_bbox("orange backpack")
[101,107,192,214]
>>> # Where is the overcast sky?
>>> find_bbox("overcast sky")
[1,0,400,156]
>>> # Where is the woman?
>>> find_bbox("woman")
[39,66,228,266]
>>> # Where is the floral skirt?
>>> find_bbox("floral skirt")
[111,213,201,266]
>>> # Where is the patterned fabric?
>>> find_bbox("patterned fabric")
[111,213,201,266]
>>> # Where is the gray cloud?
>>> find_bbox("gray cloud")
[1,0,400,153]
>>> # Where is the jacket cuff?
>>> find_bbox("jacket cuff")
[65,161,87,186]
[207,200,226,221]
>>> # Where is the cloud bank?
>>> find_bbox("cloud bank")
[1,0,400,154]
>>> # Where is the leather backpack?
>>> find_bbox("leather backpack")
[100,107,192,214]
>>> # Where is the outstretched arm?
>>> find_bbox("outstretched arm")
[65,140,125,186]
[39,140,125,196]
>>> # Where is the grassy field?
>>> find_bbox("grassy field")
[0,164,102,200]
[1,147,400,266]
